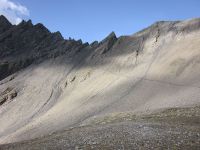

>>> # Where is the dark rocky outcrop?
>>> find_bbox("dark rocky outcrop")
[0,15,88,80]
[0,87,17,105]
[0,15,12,34]
[90,41,99,48]
[100,32,117,54]
[94,32,118,55]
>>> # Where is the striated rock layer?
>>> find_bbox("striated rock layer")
[0,15,200,145]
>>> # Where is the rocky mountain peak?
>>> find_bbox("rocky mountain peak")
[101,31,117,43]
[0,15,11,26]
[97,31,118,54]
[52,31,64,41]
[34,23,50,33]
[0,15,12,34]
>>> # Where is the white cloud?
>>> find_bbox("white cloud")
[0,0,29,24]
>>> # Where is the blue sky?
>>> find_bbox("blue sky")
[1,0,200,43]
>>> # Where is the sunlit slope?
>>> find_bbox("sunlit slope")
[0,18,200,144]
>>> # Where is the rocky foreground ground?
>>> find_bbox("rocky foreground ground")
[0,106,199,150]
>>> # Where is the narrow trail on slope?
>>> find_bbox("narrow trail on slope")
[102,68,200,89]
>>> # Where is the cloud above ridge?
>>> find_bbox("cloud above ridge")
[0,0,29,24]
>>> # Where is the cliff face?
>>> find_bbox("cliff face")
[0,15,200,144]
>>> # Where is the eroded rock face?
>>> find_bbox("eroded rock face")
[0,87,17,105]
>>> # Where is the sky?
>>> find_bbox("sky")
[0,0,200,43]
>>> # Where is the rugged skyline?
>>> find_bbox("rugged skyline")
[1,0,200,42]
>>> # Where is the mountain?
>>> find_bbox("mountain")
[0,15,200,149]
